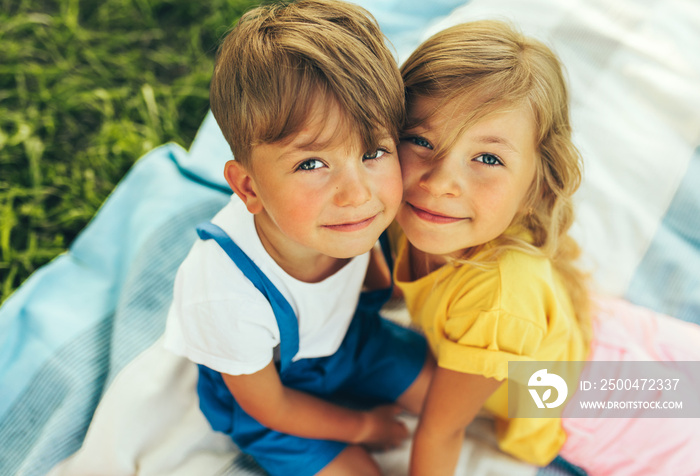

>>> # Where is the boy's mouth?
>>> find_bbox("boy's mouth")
[323,214,378,232]
[408,203,467,224]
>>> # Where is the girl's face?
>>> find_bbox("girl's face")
[397,97,538,260]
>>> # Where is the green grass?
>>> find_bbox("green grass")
[0,0,260,304]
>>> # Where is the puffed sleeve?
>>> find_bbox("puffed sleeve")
[433,252,551,379]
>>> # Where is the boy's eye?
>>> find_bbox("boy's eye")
[474,154,503,166]
[297,159,325,171]
[363,149,386,161]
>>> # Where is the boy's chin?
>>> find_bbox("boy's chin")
[319,235,382,260]
[324,244,376,260]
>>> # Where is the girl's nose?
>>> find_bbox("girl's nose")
[419,158,462,198]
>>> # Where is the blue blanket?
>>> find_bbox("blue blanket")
[2,0,699,475]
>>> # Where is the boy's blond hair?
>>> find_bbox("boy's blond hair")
[401,20,591,339]
[210,0,404,166]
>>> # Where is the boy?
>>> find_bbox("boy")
[163,1,433,475]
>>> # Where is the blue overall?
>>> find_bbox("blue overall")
[194,223,427,476]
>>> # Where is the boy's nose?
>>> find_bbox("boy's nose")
[419,158,462,198]
[334,167,372,207]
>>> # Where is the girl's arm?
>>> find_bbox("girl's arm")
[222,361,408,447]
[410,366,502,476]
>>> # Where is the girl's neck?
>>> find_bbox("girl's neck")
[408,243,490,280]
[408,244,449,280]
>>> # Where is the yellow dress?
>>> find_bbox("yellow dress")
[392,232,588,465]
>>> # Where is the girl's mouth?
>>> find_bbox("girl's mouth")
[408,203,467,224]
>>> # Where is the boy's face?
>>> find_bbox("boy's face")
[237,100,402,263]
[397,96,537,260]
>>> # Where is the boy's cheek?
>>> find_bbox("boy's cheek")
[383,179,404,221]
[380,164,404,209]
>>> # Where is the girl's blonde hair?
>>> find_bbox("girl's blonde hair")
[401,20,590,337]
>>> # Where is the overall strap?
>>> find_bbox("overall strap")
[196,222,299,373]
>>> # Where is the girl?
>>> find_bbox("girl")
[394,20,700,476]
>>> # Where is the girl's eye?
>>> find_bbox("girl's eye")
[407,136,432,149]
[363,149,387,161]
[297,159,325,171]
[474,154,503,166]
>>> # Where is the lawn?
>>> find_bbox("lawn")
[0,0,260,304]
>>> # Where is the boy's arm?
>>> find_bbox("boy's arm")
[410,366,502,476]
[222,361,408,447]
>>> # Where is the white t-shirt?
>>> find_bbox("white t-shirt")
[164,197,370,375]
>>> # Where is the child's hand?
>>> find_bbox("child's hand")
[356,404,409,450]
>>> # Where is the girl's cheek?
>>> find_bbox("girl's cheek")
[398,151,420,182]
[401,168,418,194]
[408,163,431,194]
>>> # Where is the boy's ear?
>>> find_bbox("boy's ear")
[224,160,264,214]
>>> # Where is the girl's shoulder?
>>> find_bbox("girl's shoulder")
[498,248,559,294]
[445,249,545,305]
[451,247,554,291]
[496,249,571,324]
[498,247,554,278]
[448,249,558,322]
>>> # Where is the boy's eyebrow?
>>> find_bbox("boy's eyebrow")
[277,132,395,161]
[272,136,331,163]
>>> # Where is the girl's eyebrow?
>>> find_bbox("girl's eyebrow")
[474,135,518,152]
[402,124,429,135]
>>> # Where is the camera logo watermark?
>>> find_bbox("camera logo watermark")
[528,369,568,409]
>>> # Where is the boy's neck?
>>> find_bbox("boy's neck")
[254,215,350,283]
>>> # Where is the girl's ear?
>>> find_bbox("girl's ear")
[224,160,264,214]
